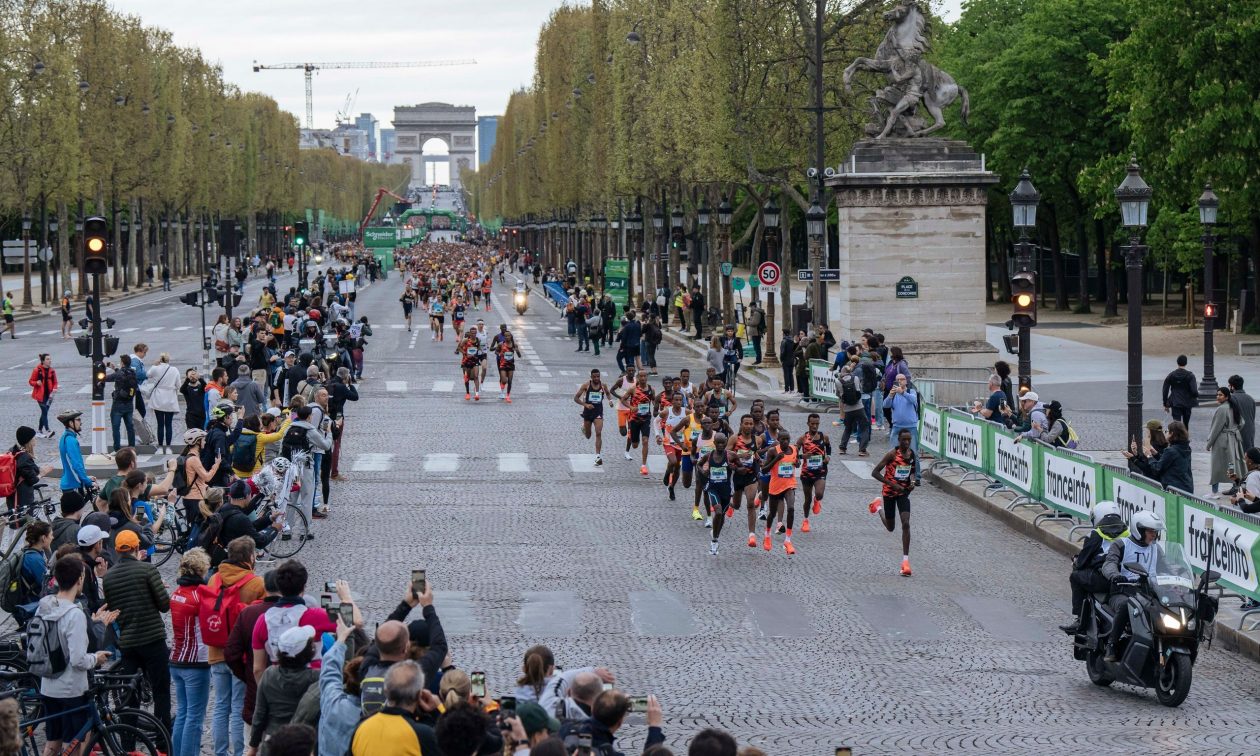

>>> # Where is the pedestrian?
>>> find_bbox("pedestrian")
[59,291,73,339]
[162,265,171,291]
[142,353,180,455]
[1207,386,1246,497]
[673,286,688,331]
[179,368,207,433]
[130,343,150,419]
[1161,355,1198,428]
[720,325,742,389]
[249,626,320,755]
[102,528,173,730]
[644,315,662,376]
[1228,375,1255,450]
[745,302,765,364]
[10,425,53,523]
[778,330,797,393]
[230,364,266,418]
[837,358,870,456]
[887,374,921,482]
[170,548,212,756]
[103,354,139,451]
[585,307,603,357]
[1,292,15,339]
[689,286,706,340]
[29,353,58,439]
[575,297,591,353]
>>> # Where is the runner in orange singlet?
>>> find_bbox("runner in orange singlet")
[760,430,800,555]
[870,428,919,576]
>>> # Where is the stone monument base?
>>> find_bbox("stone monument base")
[827,138,1000,369]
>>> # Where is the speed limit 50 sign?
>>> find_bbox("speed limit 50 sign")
[756,261,781,287]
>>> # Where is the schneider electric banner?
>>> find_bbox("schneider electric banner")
[362,227,397,248]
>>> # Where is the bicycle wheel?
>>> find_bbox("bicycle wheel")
[97,721,161,755]
[265,505,309,559]
[150,517,179,567]
[115,708,171,756]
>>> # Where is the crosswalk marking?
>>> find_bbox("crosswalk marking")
[518,591,581,636]
[746,592,814,637]
[568,454,603,472]
[0,387,10,393]
[432,381,454,393]
[39,329,58,335]
[389,324,405,329]
[498,453,530,472]
[144,326,164,332]
[547,325,562,331]
[432,591,480,635]
[631,591,698,637]
[386,381,408,392]
[351,453,395,472]
[119,327,138,332]
[172,326,191,331]
[560,370,578,376]
[841,461,874,479]
[423,453,460,472]
[528,383,549,394]
[76,385,91,394]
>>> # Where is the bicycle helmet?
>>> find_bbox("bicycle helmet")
[269,457,291,475]
[210,401,236,420]
[182,428,207,445]
[1130,510,1166,543]
[57,410,83,426]
[1091,500,1121,526]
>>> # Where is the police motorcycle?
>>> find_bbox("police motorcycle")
[1073,511,1218,707]
[513,282,530,315]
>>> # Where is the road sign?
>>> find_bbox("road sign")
[896,276,919,299]
[731,276,746,291]
[757,261,781,287]
[797,268,840,282]
[748,276,760,288]
[720,261,733,277]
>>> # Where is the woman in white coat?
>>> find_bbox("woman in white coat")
[142,352,181,454]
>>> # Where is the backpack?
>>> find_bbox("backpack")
[262,603,309,662]
[839,373,861,405]
[173,455,192,497]
[857,363,878,395]
[1060,421,1080,449]
[280,425,311,461]
[111,371,136,403]
[1,549,39,615]
[25,611,67,677]
[359,661,390,717]
[0,452,16,499]
[231,434,258,472]
[197,511,226,555]
[269,310,283,330]
[197,573,254,648]
[299,380,321,403]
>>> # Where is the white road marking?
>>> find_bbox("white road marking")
[386,381,408,392]
[119,327,138,332]
[352,453,395,472]
[0,387,10,392]
[560,370,578,376]
[547,325,562,331]
[646,454,669,474]
[172,326,191,331]
[498,453,530,472]
[423,453,460,472]
[842,460,875,479]
[528,383,549,394]
[39,330,58,335]
[568,454,603,472]
[432,381,454,392]
[144,326,164,332]
[390,324,405,329]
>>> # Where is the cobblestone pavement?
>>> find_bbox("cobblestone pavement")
[7,272,1260,754]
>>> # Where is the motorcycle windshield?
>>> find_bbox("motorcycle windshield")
[1149,542,1197,607]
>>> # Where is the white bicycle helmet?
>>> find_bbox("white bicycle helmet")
[182,428,207,445]
[1130,510,1166,542]
[269,457,291,475]
[1091,500,1121,526]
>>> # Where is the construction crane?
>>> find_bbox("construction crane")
[359,187,411,236]
[251,60,477,128]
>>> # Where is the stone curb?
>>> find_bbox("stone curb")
[926,464,1260,664]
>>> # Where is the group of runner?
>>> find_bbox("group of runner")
[572,362,918,569]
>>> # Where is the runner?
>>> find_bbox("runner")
[474,320,492,387]
[400,286,415,332]
[610,367,637,438]
[796,413,832,533]
[730,415,761,548]
[690,415,717,526]
[699,432,732,555]
[429,295,446,341]
[620,372,656,475]
[495,328,523,402]
[754,408,783,526]
[760,430,799,555]
[658,393,689,502]
[482,274,493,311]
[870,428,919,576]
[457,331,482,400]
[452,297,467,340]
[574,368,610,466]
[677,368,698,409]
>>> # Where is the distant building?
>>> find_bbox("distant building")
[380,128,397,163]
[331,124,370,161]
[354,113,380,160]
[477,115,499,166]
[299,128,337,151]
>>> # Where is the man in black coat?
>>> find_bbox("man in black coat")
[1161,354,1198,427]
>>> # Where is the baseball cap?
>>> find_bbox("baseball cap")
[276,625,316,656]
[114,529,140,553]
[265,406,283,418]
[1021,391,1039,403]
[76,524,107,547]
[516,702,561,736]
[284,350,296,358]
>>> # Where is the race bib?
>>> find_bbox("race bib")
[777,462,795,478]
[587,391,603,403]
[466,347,477,357]
[806,455,824,470]
[709,467,728,483]
[893,465,912,481]
[637,403,651,416]
[503,353,514,362]
[689,430,701,442]
[737,449,753,463]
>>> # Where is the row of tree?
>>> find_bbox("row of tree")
[470,0,1260,325]
[0,0,407,299]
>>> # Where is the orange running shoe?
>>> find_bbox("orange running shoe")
[868,497,882,515]
[725,506,735,519]
[640,465,649,476]
[762,534,772,551]
[801,519,811,533]
[474,392,480,401]
[900,558,912,577]
[505,396,512,403]
[784,540,796,555]
[812,498,822,515]
[464,393,471,401]
[747,534,757,548]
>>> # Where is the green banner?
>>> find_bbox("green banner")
[942,409,986,473]
[919,403,943,458]
[1103,465,1176,535]
[1177,494,1260,599]
[1038,445,1102,520]
[362,227,397,249]
[807,360,836,402]
[604,259,630,310]
[990,424,1037,498]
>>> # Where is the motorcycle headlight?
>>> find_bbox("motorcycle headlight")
[1160,610,1184,631]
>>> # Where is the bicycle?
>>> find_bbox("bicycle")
[150,491,308,565]
[0,484,60,558]
[91,669,170,755]
[0,669,162,755]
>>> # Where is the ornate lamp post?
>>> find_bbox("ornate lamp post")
[762,198,780,365]
[805,200,826,329]
[651,208,665,302]
[670,204,684,299]
[626,203,643,304]
[1114,158,1153,444]
[20,213,33,309]
[591,213,607,287]
[1009,168,1040,392]
[718,196,733,325]
[697,200,711,335]
[1197,183,1220,402]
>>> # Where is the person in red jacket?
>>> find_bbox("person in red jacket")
[29,354,58,439]
[170,548,212,756]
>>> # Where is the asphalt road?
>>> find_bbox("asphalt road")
[7,268,1260,754]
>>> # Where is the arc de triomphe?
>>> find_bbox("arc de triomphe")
[392,103,476,191]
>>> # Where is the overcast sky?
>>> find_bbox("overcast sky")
[107,0,964,133]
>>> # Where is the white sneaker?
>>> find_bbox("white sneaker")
[594,454,603,466]
[703,516,712,529]
[709,541,719,556]
[623,450,632,460]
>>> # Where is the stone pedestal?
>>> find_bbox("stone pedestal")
[827,139,1000,368]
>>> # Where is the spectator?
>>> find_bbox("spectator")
[179,368,208,432]
[616,312,642,374]
[993,360,1014,405]
[319,613,370,756]
[50,489,89,553]
[1228,375,1255,450]
[1126,421,1193,493]
[568,690,665,756]
[102,528,172,730]
[231,364,267,419]
[745,301,765,364]
[0,698,18,756]
[644,315,662,375]
[437,669,504,754]
[250,559,335,682]
[1161,355,1198,427]
[204,536,266,756]
[56,411,91,494]
[1025,400,1070,447]
[779,329,798,392]
[369,579,447,697]
[249,626,320,755]
[143,352,181,454]
[689,729,738,756]
[1207,387,1247,497]
[1144,419,1169,458]
[971,374,1010,425]
[14,522,52,621]
[888,374,921,483]
[349,660,440,755]
[103,354,139,450]
[436,702,495,756]
[9,425,53,518]
[226,570,281,729]
[1229,447,1260,517]
[555,670,602,724]
[261,724,315,756]
[170,548,212,756]
[689,287,706,340]
[1011,392,1047,438]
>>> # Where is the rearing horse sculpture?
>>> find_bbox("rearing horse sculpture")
[842,0,969,139]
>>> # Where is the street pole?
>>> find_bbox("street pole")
[21,214,33,310]
[1197,183,1220,403]
[1125,235,1145,446]
[1016,229,1033,392]
[811,0,826,328]
[89,271,106,457]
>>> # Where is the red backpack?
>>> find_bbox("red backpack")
[0,452,17,499]
[197,574,257,648]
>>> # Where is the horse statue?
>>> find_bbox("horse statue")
[842,0,970,139]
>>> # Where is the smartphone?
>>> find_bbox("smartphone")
[411,569,426,596]
[470,671,486,698]
[338,602,354,626]
[630,696,649,713]
[499,695,515,714]
[576,734,593,750]
[324,580,337,593]
[602,682,613,692]
[327,601,340,624]
[319,594,332,610]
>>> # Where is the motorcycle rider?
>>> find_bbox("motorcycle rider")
[1100,511,1166,662]
[1059,501,1129,634]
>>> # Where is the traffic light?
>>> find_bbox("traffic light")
[83,216,108,274]
[1205,302,1217,320]
[179,291,200,307]
[92,361,106,399]
[294,221,309,247]
[1011,272,1037,328]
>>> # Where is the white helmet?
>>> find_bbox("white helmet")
[1091,500,1121,526]
[1130,510,1166,542]
[269,457,291,475]
[182,428,207,445]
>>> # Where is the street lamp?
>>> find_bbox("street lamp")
[1114,158,1153,444]
[1009,168,1040,392]
[1197,182,1220,402]
[21,213,33,309]
[670,205,684,297]
[762,198,780,364]
[626,203,643,302]
[805,200,826,331]
[652,209,664,299]
[717,196,733,325]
